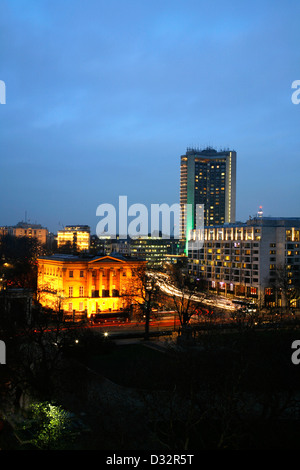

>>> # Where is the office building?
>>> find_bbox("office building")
[57,225,90,252]
[90,234,184,266]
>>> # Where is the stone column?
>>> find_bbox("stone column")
[99,269,103,297]
[109,269,112,297]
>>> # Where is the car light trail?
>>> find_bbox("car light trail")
[149,271,236,311]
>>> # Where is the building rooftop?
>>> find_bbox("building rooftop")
[15,221,46,229]
[38,253,142,263]
[246,217,300,227]
[185,146,234,156]
[60,225,90,232]
[202,217,300,229]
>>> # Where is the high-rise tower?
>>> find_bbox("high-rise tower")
[180,147,236,244]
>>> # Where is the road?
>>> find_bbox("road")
[149,271,237,312]
[88,313,180,337]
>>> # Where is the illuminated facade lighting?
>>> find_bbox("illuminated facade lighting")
[0,222,48,245]
[37,254,145,318]
[57,225,91,252]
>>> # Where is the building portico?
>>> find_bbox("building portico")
[37,254,145,317]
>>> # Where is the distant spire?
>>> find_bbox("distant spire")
[257,205,263,218]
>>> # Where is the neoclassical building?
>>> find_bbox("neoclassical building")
[37,253,145,317]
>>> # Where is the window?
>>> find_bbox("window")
[286,230,292,241]
[69,287,73,297]
[79,286,84,297]
[79,302,84,311]
[80,270,84,278]
[69,270,73,278]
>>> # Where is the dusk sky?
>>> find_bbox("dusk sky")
[1,0,300,234]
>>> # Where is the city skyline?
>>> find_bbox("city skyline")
[1,0,300,234]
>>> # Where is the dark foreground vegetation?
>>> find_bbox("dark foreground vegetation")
[80,328,300,450]
[1,307,300,450]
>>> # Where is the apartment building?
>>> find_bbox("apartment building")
[0,222,48,245]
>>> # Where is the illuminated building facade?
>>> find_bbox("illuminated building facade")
[57,225,90,252]
[180,147,236,248]
[37,253,145,317]
[0,227,12,237]
[90,235,184,266]
[188,217,300,306]
[0,222,48,245]
[129,237,170,266]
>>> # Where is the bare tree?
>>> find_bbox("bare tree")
[122,264,161,340]
[165,261,199,330]
[271,264,300,316]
